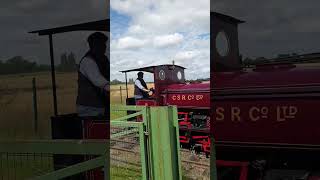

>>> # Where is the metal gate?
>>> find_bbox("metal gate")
[111,105,182,180]
[0,139,108,180]
[0,105,182,180]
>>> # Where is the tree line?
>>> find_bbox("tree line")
[0,52,77,75]
[110,78,210,85]
[242,53,300,67]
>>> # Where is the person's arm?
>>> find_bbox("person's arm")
[79,57,109,91]
[135,79,149,92]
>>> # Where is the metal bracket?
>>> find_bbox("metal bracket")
[144,131,149,136]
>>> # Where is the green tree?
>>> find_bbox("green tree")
[111,79,123,85]
[67,52,77,71]
[128,78,134,84]
[59,52,68,71]
[58,52,77,72]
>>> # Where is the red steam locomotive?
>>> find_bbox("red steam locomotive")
[212,12,320,179]
[121,64,211,156]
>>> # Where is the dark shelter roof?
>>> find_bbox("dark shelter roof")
[29,19,109,35]
[120,64,186,73]
[28,18,109,116]
[211,12,245,24]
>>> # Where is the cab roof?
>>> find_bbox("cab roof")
[29,19,109,35]
[211,12,245,24]
[120,64,186,73]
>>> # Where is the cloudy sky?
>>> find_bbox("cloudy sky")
[212,0,320,60]
[0,0,108,65]
[110,0,210,82]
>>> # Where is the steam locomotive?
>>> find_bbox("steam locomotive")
[121,64,211,156]
[212,12,320,178]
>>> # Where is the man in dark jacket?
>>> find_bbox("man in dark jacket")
[76,32,109,117]
[134,71,150,100]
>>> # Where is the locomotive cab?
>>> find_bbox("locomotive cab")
[121,64,186,106]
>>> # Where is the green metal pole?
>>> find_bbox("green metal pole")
[148,106,181,180]
[169,106,182,180]
[211,136,217,180]
[104,151,109,180]
[139,122,148,180]
[144,106,153,179]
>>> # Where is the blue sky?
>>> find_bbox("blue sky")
[110,0,210,82]
[110,9,130,39]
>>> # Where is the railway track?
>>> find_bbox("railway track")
[111,140,210,168]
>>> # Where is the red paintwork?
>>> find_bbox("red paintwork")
[212,65,320,146]
[180,136,190,144]
[308,176,320,180]
[178,112,192,129]
[167,82,210,90]
[161,82,210,108]
[132,63,320,156]
[84,121,110,139]
[136,99,157,106]
[213,66,320,88]
[136,100,157,122]
[213,98,320,145]
[83,120,109,180]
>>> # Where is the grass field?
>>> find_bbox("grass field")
[0,72,152,179]
[0,71,153,139]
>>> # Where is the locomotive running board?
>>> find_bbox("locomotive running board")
[215,141,320,151]
[111,128,139,139]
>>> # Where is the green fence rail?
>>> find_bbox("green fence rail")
[0,139,108,180]
[0,105,184,180]
[111,105,182,180]
[110,121,147,180]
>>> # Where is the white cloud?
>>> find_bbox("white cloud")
[116,36,148,49]
[128,25,146,35]
[111,0,210,81]
[111,0,152,15]
[153,33,184,48]
[174,51,199,61]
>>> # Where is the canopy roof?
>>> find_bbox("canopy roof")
[211,12,245,24]
[29,19,109,35]
[120,64,186,73]
[28,18,109,116]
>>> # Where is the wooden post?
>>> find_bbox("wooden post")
[32,78,38,134]
[49,34,58,116]
[120,86,123,104]
[125,72,128,98]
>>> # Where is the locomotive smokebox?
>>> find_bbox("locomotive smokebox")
[211,12,244,72]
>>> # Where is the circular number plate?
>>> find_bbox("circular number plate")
[159,70,165,80]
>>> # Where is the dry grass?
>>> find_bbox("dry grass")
[0,72,76,139]
[110,83,154,105]
[0,72,153,139]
